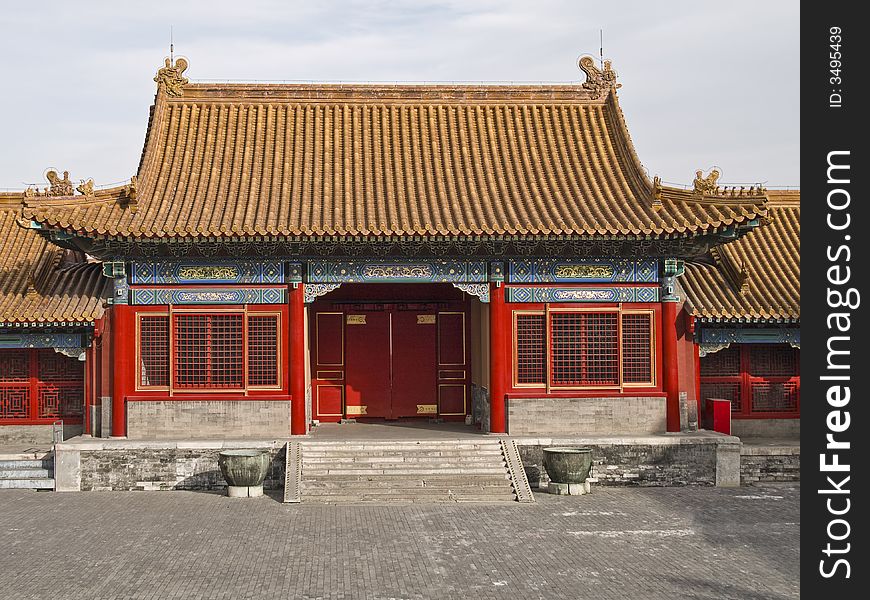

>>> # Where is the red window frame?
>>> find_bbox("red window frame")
[0,349,83,424]
[700,344,800,418]
[512,306,657,391]
[135,308,282,393]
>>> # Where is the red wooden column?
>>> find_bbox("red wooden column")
[662,301,680,432]
[83,347,92,435]
[489,283,507,434]
[111,305,133,437]
[289,283,307,435]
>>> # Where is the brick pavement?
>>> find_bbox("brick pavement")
[0,484,799,600]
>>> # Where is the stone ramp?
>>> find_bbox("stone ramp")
[297,439,531,503]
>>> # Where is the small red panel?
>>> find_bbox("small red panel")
[315,313,344,366]
[316,385,344,417]
[437,312,465,366]
[438,384,466,415]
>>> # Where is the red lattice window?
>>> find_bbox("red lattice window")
[140,315,169,387]
[0,349,83,422]
[700,343,799,417]
[174,314,244,389]
[247,315,279,386]
[516,313,546,385]
[138,311,281,391]
[550,312,619,387]
[622,312,653,385]
[512,308,656,389]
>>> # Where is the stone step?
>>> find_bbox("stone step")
[302,449,505,459]
[0,468,52,479]
[304,467,507,476]
[303,477,512,490]
[0,478,55,490]
[303,443,502,452]
[0,460,50,469]
[304,493,518,503]
[303,459,506,469]
[303,483,512,495]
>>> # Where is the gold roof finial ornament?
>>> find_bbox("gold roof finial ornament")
[44,169,75,197]
[76,178,95,197]
[693,168,721,196]
[154,57,189,97]
[578,55,621,99]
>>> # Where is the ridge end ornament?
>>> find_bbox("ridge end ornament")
[154,57,189,97]
[578,55,621,99]
[693,168,721,196]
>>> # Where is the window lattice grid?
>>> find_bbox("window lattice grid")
[247,315,279,387]
[750,382,798,413]
[0,350,28,382]
[550,312,619,386]
[140,315,170,387]
[700,346,740,377]
[748,345,798,377]
[700,381,742,412]
[0,386,30,419]
[173,314,244,389]
[37,385,84,419]
[621,313,653,384]
[37,350,83,382]
[515,313,546,385]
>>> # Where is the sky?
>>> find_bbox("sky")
[0,0,799,190]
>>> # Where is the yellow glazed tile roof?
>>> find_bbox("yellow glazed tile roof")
[0,195,108,324]
[682,190,800,321]
[22,70,768,239]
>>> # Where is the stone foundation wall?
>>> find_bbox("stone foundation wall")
[126,400,292,439]
[740,447,800,484]
[506,397,666,436]
[73,442,286,491]
[0,424,82,445]
[732,418,800,438]
[516,435,737,487]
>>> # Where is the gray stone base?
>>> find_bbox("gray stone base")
[228,485,264,498]
[127,400,292,439]
[548,481,591,495]
[517,432,740,488]
[731,418,799,438]
[506,397,666,436]
[0,424,82,445]
[740,445,800,484]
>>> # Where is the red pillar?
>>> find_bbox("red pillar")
[489,283,507,434]
[662,300,681,432]
[83,346,92,435]
[289,283,307,436]
[111,305,132,437]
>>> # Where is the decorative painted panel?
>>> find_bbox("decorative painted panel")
[506,286,660,303]
[508,259,658,283]
[0,333,84,349]
[698,327,800,346]
[130,288,286,305]
[307,260,487,283]
[131,260,285,284]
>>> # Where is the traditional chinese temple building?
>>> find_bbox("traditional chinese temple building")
[1,57,798,448]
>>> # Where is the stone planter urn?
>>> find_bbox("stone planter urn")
[542,447,594,495]
[218,449,271,498]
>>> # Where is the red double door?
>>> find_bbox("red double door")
[312,304,468,421]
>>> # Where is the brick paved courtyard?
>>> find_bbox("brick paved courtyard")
[0,484,799,600]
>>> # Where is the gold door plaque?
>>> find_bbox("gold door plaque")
[346,405,368,416]
[416,404,438,414]
[417,314,436,324]
[346,315,367,325]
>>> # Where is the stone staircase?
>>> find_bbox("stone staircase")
[0,451,54,490]
[299,439,531,503]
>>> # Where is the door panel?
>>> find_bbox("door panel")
[344,310,391,418]
[312,312,345,421]
[437,311,469,417]
[391,310,437,417]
